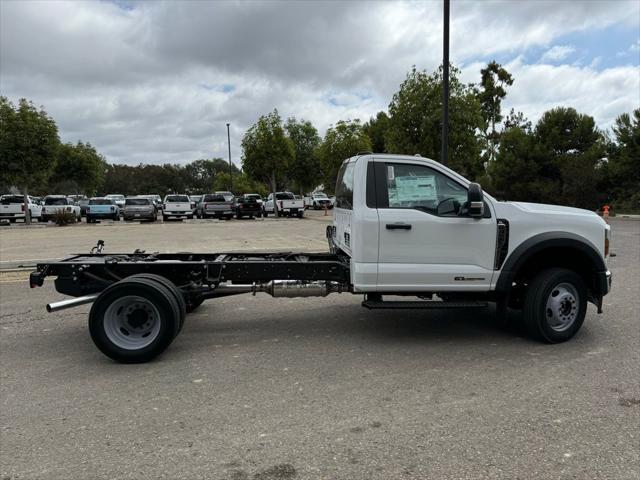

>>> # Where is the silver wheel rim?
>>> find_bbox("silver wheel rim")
[545,282,579,332]
[103,295,161,350]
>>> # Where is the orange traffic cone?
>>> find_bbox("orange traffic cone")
[602,205,610,224]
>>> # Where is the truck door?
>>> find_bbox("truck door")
[375,160,497,292]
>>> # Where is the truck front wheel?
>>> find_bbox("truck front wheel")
[88,278,181,363]
[523,268,587,343]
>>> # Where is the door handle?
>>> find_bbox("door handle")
[386,223,412,230]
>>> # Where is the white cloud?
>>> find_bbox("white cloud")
[1,0,638,166]
[540,45,576,63]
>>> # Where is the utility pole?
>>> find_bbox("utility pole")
[441,0,450,166]
[226,123,233,192]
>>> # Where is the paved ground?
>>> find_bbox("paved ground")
[0,217,638,479]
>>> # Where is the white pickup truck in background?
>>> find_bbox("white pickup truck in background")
[162,194,195,220]
[41,196,81,222]
[0,195,43,222]
[264,192,305,218]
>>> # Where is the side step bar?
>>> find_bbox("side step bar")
[362,300,487,310]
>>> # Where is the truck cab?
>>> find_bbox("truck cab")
[330,154,611,341]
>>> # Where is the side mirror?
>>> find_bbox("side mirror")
[467,183,484,218]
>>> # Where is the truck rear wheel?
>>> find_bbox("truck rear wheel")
[127,274,186,333]
[523,268,587,343]
[89,278,181,363]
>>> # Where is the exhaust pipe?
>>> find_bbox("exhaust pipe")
[46,293,99,313]
[210,280,346,299]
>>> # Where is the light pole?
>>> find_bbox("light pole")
[441,0,450,166]
[226,123,233,192]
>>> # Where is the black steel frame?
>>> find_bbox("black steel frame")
[30,251,351,298]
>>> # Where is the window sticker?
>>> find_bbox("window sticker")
[395,175,437,202]
[387,165,395,181]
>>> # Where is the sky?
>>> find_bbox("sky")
[1,0,638,167]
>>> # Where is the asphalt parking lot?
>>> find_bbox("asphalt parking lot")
[1,217,638,479]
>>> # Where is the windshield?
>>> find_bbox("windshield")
[1,196,24,204]
[165,195,189,202]
[125,198,150,206]
[106,195,124,201]
[203,194,226,202]
[89,199,113,205]
[245,194,261,200]
[314,193,328,199]
[44,197,69,206]
[190,195,202,202]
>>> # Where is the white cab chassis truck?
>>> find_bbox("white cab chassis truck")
[31,154,612,363]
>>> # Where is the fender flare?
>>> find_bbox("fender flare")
[495,232,606,296]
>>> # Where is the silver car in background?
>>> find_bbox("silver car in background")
[123,196,157,221]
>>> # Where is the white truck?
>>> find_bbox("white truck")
[0,195,43,222]
[162,194,196,220]
[41,196,81,222]
[31,154,611,363]
[264,192,305,218]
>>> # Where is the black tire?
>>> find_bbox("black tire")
[113,214,119,221]
[88,278,181,363]
[236,210,242,219]
[186,296,205,313]
[225,215,233,220]
[297,212,304,219]
[162,215,168,222]
[128,274,187,334]
[263,211,268,217]
[523,268,587,343]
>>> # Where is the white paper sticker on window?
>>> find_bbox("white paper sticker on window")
[395,175,437,202]
[387,165,395,181]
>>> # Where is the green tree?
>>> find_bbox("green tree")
[184,158,239,192]
[213,171,268,196]
[385,66,484,179]
[317,119,371,192]
[285,117,321,194]
[477,61,514,162]
[363,111,391,153]
[607,109,640,211]
[242,110,294,213]
[534,107,606,209]
[50,142,106,196]
[488,126,557,202]
[0,97,59,223]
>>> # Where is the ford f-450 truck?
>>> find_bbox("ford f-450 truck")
[30,154,611,363]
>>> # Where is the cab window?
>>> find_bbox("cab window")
[335,161,355,209]
[383,163,467,216]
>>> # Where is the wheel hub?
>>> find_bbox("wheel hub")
[545,283,579,332]
[104,296,161,350]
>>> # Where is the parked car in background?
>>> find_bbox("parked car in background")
[190,195,203,218]
[123,196,157,222]
[105,194,126,210]
[264,192,305,218]
[244,193,263,208]
[86,198,119,223]
[41,196,81,222]
[216,191,234,201]
[311,192,333,210]
[0,194,43,222]
[162,194,195,221]
[234,196,262,219]
[200,193,234,220]
[77,198,90,217]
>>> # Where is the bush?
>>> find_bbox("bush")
[51,210,77,226]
